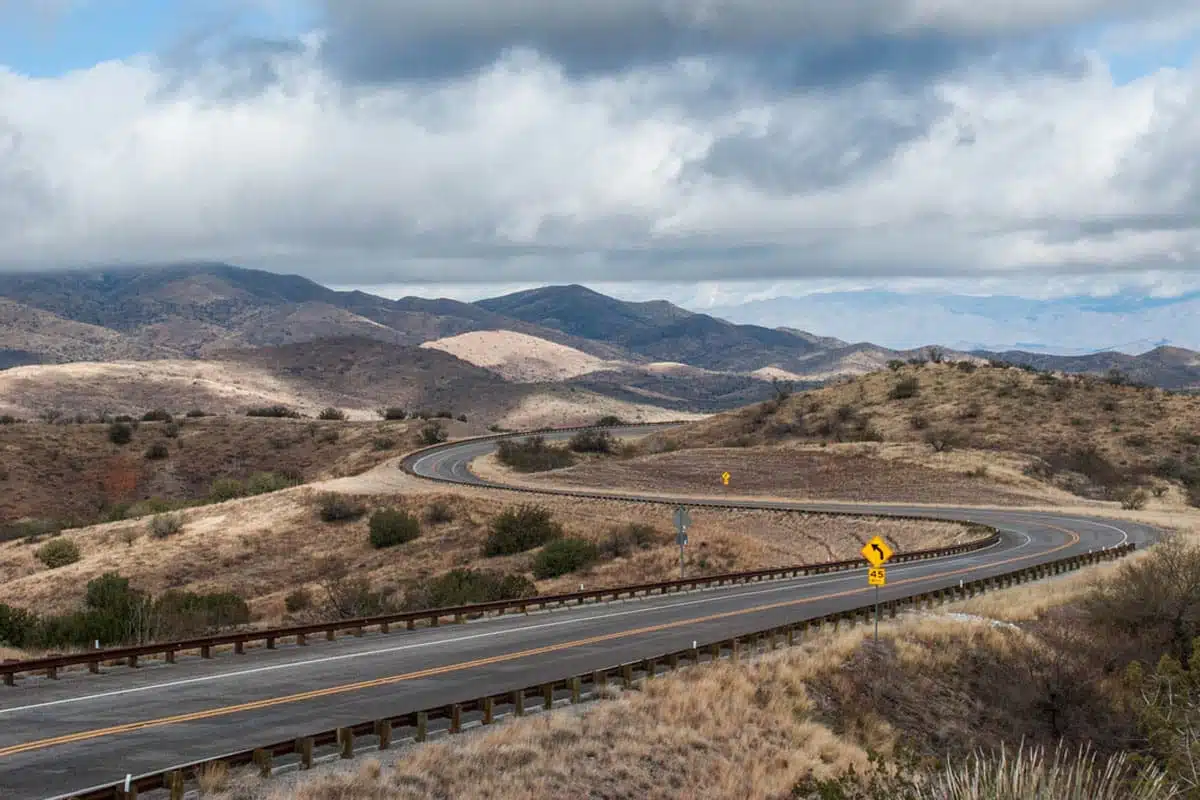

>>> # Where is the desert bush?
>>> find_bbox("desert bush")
[245,405,301,418]
[107,421,133,445]
[153,590,250,639]
[600,523,664,559]
[484,504,563,556]
[596,414,624,426]
[955,360,978,373]
[318,558,395,619]
[0,414,20,424]
[403,569,536,611]
[161,422,180,438]
[317,428,340,444]
[372,436,397,451]
[909,414,930,430]
[532,537,599,579]
[925,427,961,452]
[148,513,183,539]
[434,409,453,419]
[245,471,297,496]
[456,413,468,422]
[420,421,448,446]
[143,441,170,460]
[0,602,38,648]
[318,407,347,421]
[958,401,982,420]
[378,407,407,420]
[208,477,246,503]
[284,587,312,613]
[368,507,421,548]
[184,409,208,418]
[317,493,366,523]
[0,518,62,544]
[569,429,615,453]
[1119,487,1150,510]
[496,436,576,472]
[36,537,80,569]
[887,359,906,371]
[423,500,455,525]
[1151,485,1169,498]
[141,408,173,423]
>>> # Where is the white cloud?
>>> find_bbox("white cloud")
[0,11,1197,291]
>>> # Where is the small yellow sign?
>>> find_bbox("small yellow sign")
[868,567,886,586]
[721,471,731,486]
[861,536,894,567]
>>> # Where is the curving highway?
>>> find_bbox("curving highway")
[0,426,1159,799]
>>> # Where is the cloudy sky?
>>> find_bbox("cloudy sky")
[1,1,1198,348]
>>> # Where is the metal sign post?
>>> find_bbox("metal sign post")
[866,563,888,644]
[673,505,692,579]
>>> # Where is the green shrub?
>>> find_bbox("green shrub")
[372,436,397,451]
[378,407,407,420]
[144,441,170,460]
[1119,487,1150,510]
[887,360,906,371]
[36,537,80,569]
[185,409,207,418]
[246,405,301,418]
[423,500,455,525]
[532,537,599,579]
[925,427,961,452]
[0,518,61,544]
[0,414,21,424]
[435,409,453,419]
[420,421,448,446]
[245,471,296,496]
[318,407,347,421]
[569,429,615,454]
[317,493,366,523]
[154,589,250,638]
[142,408,173,423]
[496,436,576,472]
[284,587,312,614]
[208,477,246,503]
[162,422,180,438]
[404,569,536,611]
[456,414,468,422]
[368,508,421,548]
[107,421,133,445]
[955,360,978,373]
[0,601,38,647]
[889,376,920,400]
[484,504,563,556]
[595,415,624,426]
[148,513,183,539]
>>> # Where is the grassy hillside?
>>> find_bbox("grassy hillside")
[645,361,1200,502]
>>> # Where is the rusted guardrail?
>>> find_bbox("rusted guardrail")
[62,543,1136,800]
[1,530,1001,686]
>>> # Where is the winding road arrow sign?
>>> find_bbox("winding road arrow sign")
[861,535,894,568]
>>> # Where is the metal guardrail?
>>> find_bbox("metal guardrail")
[61,543,1136,800]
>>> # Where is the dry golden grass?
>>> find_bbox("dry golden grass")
[0,460,967,622]
[207,617,1040,800]
[420,330,626,382]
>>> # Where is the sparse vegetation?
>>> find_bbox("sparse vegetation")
[532,537,599,579]
[599,523,665,559]
[1118,487,1149,510]
[141,408,173,423]
[372,436,397,451]
[143,441,170,460]
[496,435,576,471]
[368,508,421,549]
[423,500,455,525]
[925,427,961,452]
[318,407,348,421]
[284,587,312,614]
[35,537,80,569]
[403,569,536,611]
[317,493,367,523]
[483,504,563,556]
[419,421,448,446]
[568,429,615,454]
[378,407,407,420]
[245,405,301,419]
[595,415,624,427]
[184,409,208,418]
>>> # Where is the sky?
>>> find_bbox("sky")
[0,1,1199,350]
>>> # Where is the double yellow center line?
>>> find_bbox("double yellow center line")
[0,527,1079,758]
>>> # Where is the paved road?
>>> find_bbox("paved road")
[0,427,1159,799]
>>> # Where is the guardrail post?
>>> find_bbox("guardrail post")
[89,661,100,674]
[200,644,212,659]
[571,676,582,703]
[622,664,634,688]
[296,737,314,769]
[234,641,245,655]
[253,748,272,777]
[786,626,795,647]
[691,645,701,663]
[118,785,138,800]
[542,683,554,709]
[166,770,184,800]
[450,703,462,733]
[416,711,429,740]
[407,619,416,631]
[297,633,307,646]
[266,636,276,650]
[353,625,364,637]
[482,696,495,724]
[593,669,607,690]
[380,622,390,634]
[430,615,440,628]
[375,719,393,750]
[326,629,336,641]
[338,727,354,758]
[731,638,740,662]
[165,649,176,664]
[46,666,57,680]
[512,690,526,716]
[667,653,680,671]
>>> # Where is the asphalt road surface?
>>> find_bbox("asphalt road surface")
[0,426,1160,799]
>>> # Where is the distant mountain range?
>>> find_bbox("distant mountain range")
[0,265,1196,407]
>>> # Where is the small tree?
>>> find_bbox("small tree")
[1119,487,1150,511]
[144,441,170,460]
[368,508,421,548]
[108,422,133,445]
[484,504,563,556]
[142,409,173,423]
[569,429,615,454]
[420,422,448,446]
[925,427,961,452]
[36,537,81,569]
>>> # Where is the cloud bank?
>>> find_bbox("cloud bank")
[0,0,1198,291]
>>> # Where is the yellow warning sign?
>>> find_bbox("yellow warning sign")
[861,536,894,567]
[868,567,886,586]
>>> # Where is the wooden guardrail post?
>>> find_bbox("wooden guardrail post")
[234,641,245,655]
[415,711,429,740]
[512,690,526,716]
[482,696,495,724]
[253,748,272,777]
[593,669,607,690]
[542,683,554,709]
[89,661,100,674]
[338,727,354,758]
[118,784,138,800]
[622,664,634,688]
[296,737,314,769]
[450,703,463,733]
[376,719,393,750]
[266,636,276,650]
[46,666,57,680]
[166,770,184,800]
[570,676,582,703]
